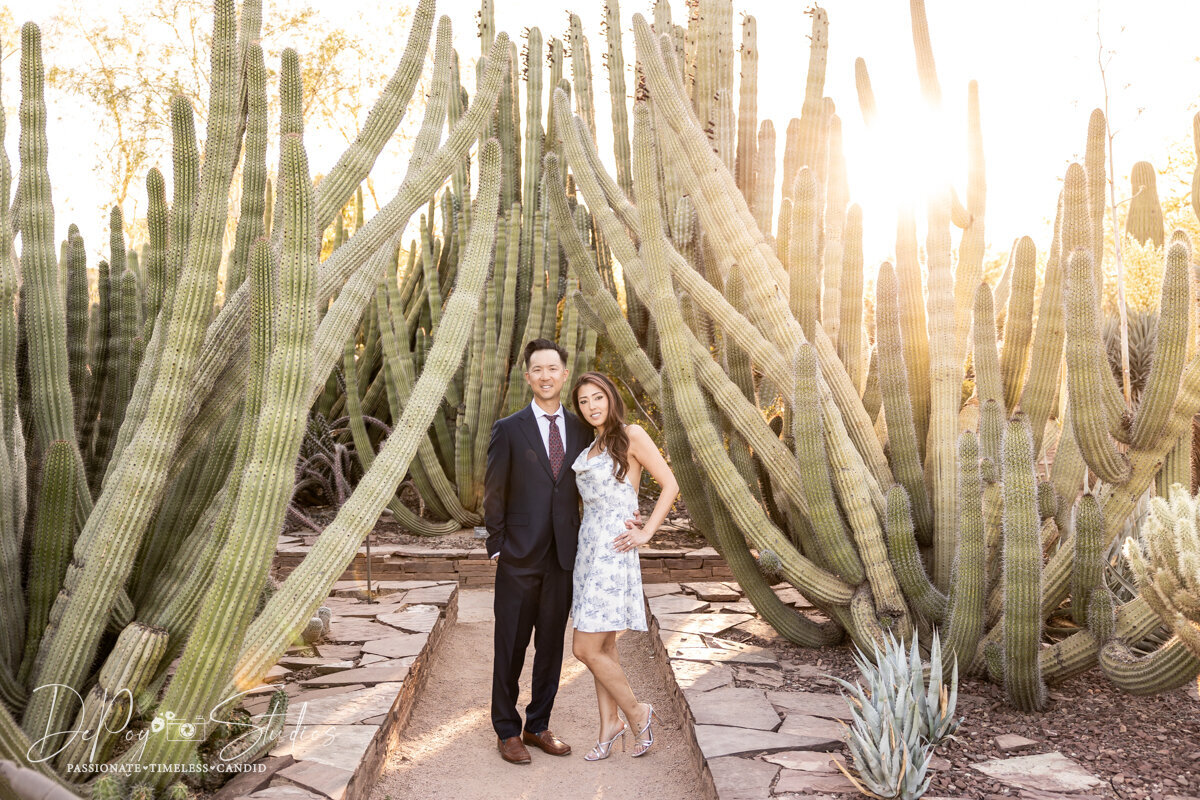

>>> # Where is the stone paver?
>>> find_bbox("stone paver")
[669,660,735,693]
[706,756,780,800]
[774,768,857,794]
[681,582,743,602]
[276,760,356,800]
[766,691,853,721]
[211,755,293,800]
[686,687,781,731]
[776,713,845,742]
[719,601,758,614]
[273,725,379,769]
[642,582,682,598]
[972,752,1103,793]
[400,584,456,606]
[694,725,827,759]
[323,618,406,644]
[249,784,325,800]
[648,594,711,616]
[734,664,784,688]
[762,750,845,772]
[285,683,402,725]
[298,658,414,687]
[733,618,785,642]
[375,605,440,634]
[655,612,753,636]
[359,633,429,659]
[670,645,777,665]
[995,733,1040,752]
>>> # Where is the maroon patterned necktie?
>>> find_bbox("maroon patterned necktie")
[547,414,563,479]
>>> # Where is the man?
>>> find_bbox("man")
[485,339,615,764]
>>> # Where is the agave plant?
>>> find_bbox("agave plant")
[831,630,960,800]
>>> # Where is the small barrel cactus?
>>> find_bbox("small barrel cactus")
[756,548,784,585]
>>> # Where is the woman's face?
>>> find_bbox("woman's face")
[576,382,610,429]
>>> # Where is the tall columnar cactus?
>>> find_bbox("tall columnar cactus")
[0,0,527,785]
[1125,160,1165,248]
[1001,416,1046,711]
[531,0,1200,711]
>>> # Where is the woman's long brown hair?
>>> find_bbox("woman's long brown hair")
[571,372,630,482]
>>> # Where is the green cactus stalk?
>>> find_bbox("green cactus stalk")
[883,484,946,623]
[1070,494,1104,627]
[1099,638,1200,695]
[972,283,1004,414]
[944,431,985,672]
[136,130,318,784]
[1085,109,1106,284]
[17,442,78,686]
[821,116,847,347]
[750,120,776,235]
[1125,160,1165,248]
[895,208,930,455]
[64,228,88,431]
[954,81,986,358]
[793,345,866,586]
[925,189,958,590]
[873,262,936,544]
[837,204,865,390]
[1064,249,1131,484]
[16,23,90,534]
[1019,190,1065,457]
[1001,415,1046,711]
[999,236,1035,412]
[909,0,942,106]
[789,168,820,337]
[22,0,241,745]
[734,14,758,201]
[58,622,168,770]
[661,355,836,647]
[230,138,503,697]
[1129,241,1189,448]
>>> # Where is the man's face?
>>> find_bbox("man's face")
[524,348,568,404]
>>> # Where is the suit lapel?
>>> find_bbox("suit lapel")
[518,405,554,480]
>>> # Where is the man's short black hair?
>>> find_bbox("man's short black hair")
[522,338,568,369]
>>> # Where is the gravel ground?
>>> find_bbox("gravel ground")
[725,624,1200,799]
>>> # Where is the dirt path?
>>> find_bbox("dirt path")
[370,588,709,800]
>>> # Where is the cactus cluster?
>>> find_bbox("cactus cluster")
[1,0,509,790]
[537,0,1200,712]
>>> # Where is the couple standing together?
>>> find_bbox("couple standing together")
[484,338,680,764]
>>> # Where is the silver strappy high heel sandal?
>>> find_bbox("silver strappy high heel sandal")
[631,703,660,758]
[583,722,627,761]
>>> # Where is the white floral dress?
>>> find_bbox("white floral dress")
[570,445,648,632]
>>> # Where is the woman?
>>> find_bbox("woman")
[568,372,680,761]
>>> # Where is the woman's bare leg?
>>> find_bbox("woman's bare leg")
[573,630,651,737]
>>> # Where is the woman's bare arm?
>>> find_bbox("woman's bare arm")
[614,424,679,552]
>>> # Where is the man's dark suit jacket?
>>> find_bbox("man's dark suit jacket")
[484,404,589,571]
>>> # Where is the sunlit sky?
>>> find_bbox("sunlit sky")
[3,0,1200,269]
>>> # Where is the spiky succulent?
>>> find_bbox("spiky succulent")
[1103,310,1157,403]
[831,630,959,800]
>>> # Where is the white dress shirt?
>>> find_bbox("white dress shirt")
[529,399,565,458]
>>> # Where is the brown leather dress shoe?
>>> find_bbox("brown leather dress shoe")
[497,736,531,764]
[522,729,571,756]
